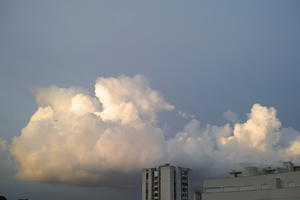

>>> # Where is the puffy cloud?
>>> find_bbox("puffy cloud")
[8,75,300,186]
[10,75,171,184]
[231,104,281,151]
[95,75,174,125]
[287,139,300,155]
[168,104,300,170]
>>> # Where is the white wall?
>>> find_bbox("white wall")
[160,166,175,200]
[202,171,300,200]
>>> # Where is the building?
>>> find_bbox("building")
[202,162,300,200]
[142,163,193,200]
[193,191,201,200]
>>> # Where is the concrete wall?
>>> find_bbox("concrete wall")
[202,187,300,200]
[142,169,147,200]
[176,167,193,200]
[142,168,154,200]
[160,166,175,200]
[188,170,193,200]
[175,169,181,200]
[202,171,300,200]
[142,165,193,200]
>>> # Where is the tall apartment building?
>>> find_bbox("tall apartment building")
[202,162,300,200]
[142,163,193,200]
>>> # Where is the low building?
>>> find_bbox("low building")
[202,162,300,200]
[193,191,201,200]
[142,163,193,200]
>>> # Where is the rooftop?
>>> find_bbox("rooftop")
[229,161,300,178]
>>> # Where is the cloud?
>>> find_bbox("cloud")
[0,138,8,151]
[177,111,195,119]
[168,104,300,171]
[223,110,239,123]
[95,75,174,125]
[10,75,171,184]
[8,75,300,186]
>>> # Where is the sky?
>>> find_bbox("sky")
[0,0,300,200]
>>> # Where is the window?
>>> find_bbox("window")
[287,182,296,188]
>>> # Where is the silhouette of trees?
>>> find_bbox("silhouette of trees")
[0,195,30,200]
[0,196,7,200]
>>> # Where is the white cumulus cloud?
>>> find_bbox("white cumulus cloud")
[10,75,171,184]
[168,104,300,171]
[8,75,300,186]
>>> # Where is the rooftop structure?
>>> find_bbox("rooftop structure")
[202,162,300,200]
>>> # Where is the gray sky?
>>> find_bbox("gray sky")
[1,0,300,199]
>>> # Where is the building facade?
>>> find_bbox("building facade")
[142,164,193,200]
[202,162,300,200]
[192,191,201,200]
